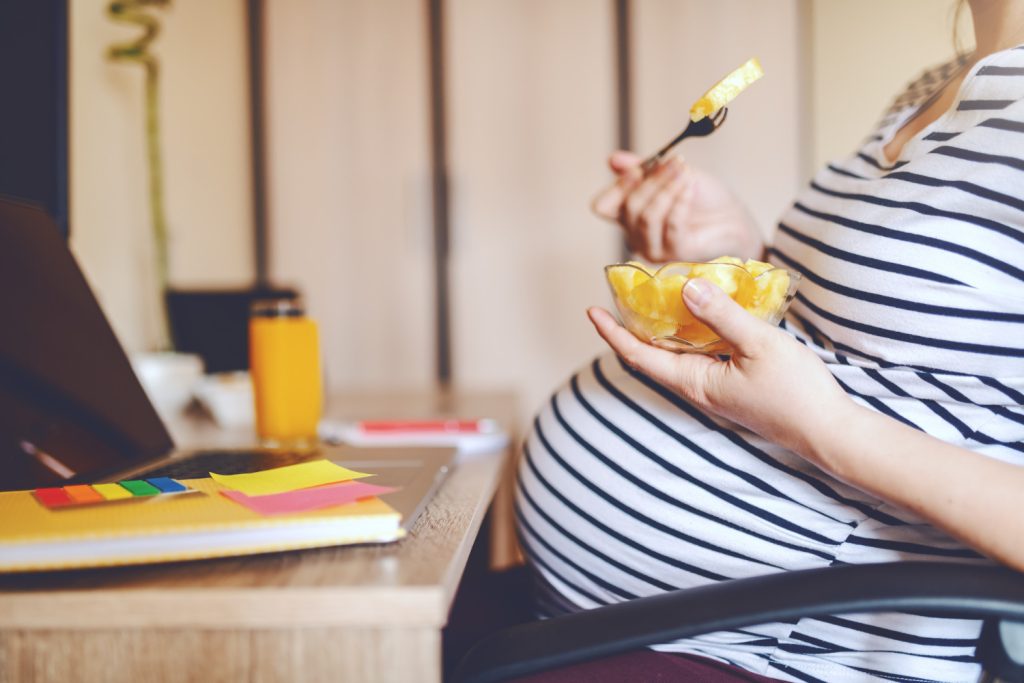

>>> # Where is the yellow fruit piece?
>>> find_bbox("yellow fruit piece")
[607,262,682,342]
[749,268,790,320]
[689,57,764,122]
[627,274,691,324]
[742,258,775,278]
[607,262,651,303]
[674,319,720,348]
[689,261,756,307]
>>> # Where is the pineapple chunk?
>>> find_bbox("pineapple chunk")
[689,260,756,306]
[749,268,791,320]
[627,274,690,324]
[606,262,652,302]
[690,57,764,122]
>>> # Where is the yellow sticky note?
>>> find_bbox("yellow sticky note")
[209,460,371,497]
[93,483,133,501]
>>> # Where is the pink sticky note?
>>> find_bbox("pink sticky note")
[221,481,399,516]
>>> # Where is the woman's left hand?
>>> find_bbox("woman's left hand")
[588,278,855,462]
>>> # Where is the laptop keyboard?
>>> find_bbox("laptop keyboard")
[139,449,320,480]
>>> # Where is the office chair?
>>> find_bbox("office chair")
[453,561,1024,683]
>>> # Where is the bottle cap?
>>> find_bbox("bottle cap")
[250,298,304,318]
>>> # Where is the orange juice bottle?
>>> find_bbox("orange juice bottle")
[249,299,323,447]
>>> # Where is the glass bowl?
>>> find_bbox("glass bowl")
[605,259,801,354]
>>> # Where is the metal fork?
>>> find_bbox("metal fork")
[640,107,728,173]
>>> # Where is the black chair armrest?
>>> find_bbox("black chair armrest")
[453,562,1024,683]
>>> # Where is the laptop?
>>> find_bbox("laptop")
[0,197,454,533]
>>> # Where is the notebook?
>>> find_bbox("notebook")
[0,477,402,572]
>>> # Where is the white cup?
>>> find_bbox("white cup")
[131,352,205,420]
[193,371,255,428]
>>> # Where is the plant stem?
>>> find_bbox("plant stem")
[108,0,173,351]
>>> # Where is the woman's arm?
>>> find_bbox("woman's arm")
[821,402,1024,572]
[588,278,1024,572]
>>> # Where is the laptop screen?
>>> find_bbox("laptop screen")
[0,199,174,491]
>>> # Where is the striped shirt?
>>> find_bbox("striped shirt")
[516,46,1024,682]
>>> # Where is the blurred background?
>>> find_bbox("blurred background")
[1,0,971,430]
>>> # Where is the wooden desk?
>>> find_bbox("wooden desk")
[0,390,517,683]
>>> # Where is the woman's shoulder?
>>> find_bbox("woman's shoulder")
[954,45,1024,119]
[881,46,1024,120]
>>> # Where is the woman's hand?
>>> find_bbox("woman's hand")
[591,151,764,264]
[587,278,853,462]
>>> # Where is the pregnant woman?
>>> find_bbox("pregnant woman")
[515,1,1024,681]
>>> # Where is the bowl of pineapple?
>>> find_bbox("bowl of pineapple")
[605,256,800,354]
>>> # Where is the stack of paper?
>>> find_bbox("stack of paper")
[212,461,397,517]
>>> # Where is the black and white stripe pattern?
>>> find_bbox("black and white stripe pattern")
[517,46,1024,682]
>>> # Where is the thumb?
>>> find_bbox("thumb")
[682,278,766,357]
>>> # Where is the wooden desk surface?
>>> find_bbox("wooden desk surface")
[0,389,517,682]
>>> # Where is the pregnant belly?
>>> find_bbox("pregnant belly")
[515,352,885,605]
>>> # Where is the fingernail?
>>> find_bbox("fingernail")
[683,278,711,310]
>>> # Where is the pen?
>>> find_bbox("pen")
[355,419,498,434]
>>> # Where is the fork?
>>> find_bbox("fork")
[640,107,728,174]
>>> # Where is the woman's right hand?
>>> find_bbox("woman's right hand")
[591,151,764,263]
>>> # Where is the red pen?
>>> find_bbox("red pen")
[356,419,497,434]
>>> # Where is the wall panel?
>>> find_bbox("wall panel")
[264,0,434,394]
[446,0,620,424]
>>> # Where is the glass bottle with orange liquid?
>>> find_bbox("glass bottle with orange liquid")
[249,299,322,447]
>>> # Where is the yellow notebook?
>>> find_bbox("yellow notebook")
[0,478,403,573]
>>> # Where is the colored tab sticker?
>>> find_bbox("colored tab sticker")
[221,481,398,517]
[210,460,371,497]
[33,487,74,508]
[146,477,186,493]
[93,483,134,501]
[64,485,104,504]
[119,480,160,497]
